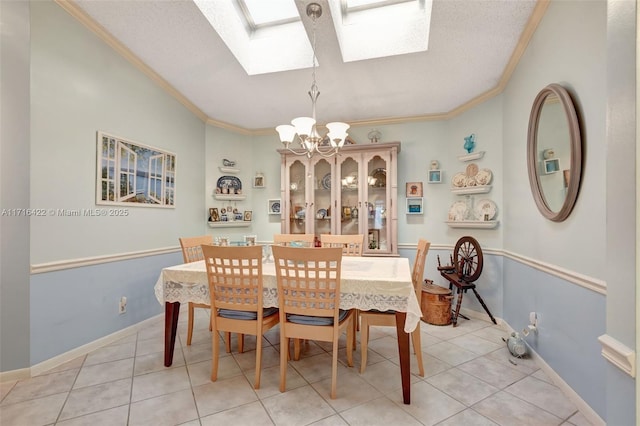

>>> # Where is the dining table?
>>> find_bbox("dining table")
[154,254,422,404]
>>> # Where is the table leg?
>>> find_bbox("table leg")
[395,311,410,404]
[164,301,180,367]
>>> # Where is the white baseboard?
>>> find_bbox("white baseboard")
[0,313,164,383]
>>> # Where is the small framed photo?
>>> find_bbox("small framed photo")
[253,173,265,188]
[209,207,220,222]
[218,236,229,246]
[544,158,560,174]
[428,170,441,184]
[243,210,252,221]
[243,235,257,245]
[406,197,423,214]
[406,182,423,197]
[268,199,281,215]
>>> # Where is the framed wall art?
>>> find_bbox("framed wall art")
[268,199,281,215]
[244,210,253,221]
[253,173,265,188]
[406,182,423,197]
[428,170,442,183]
[406,197,424,214]
[96,131,176,208]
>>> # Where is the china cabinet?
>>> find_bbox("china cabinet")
[279,142,400,256]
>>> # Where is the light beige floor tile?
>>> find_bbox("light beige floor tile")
[249,364,307,399]
[74,358,134,389]
[457,356,526,389]
[565,410,596,426]
[288,352,335,384]
[56,404,129,426]
[200,400,274,425]
[485,347,538,375]
[137,323,165,342]
[59,377,131,421]
[340,396,422,426]
[135,336,167,357]
[262,385,336,426]
[422,323,469,340]
[505,376,578,419]
[424,341,480,366]
[36,355,86,376]
[471,325,509,344]
[134,349,185,376]
[420,353,453,378]
[182,340,217,365]
[532,368,555,385]
[366,335,404,360]
[0,392,68,426]
[131,366,191,402]
[448,334,503,355]
[358,359,420,395]
[309,414,349,426]
[426,367,499,406]
[393,380,466,425]
[106,333,138,346]
[437,408,499,425]
[311,366,382,411]
[1,368,78,405]
[188,356,243,387]
[233,345,280,372]
[192,375,258,417]
[129,388,198,426]
[84,341,136,366]
[419,327,444,347]
[0,380,17,401]
[473,391,562,426]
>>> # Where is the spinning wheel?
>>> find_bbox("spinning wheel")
[439,236,496,327]
[453,236,483,282]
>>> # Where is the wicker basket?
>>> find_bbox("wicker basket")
[421,280,452,326]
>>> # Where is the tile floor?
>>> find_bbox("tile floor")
[0,309,595,426]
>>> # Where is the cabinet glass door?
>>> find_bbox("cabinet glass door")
[337,155,360,236]
[287,159,307,235]
[365,154,390,253]
[313,158,333,238]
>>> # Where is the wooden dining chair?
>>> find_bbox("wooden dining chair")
[272,245,354,399]
[273,233,315,247]
[359,239,430,376]
[179,235,213,346]
[201,244,279,389]
[320,234,364,256]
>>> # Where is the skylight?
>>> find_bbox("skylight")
[194,0,432,75]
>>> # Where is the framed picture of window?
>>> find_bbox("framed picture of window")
[406,198,423,214]
[406,182,423,197]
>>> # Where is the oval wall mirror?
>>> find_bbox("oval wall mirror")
[527,83,582,222]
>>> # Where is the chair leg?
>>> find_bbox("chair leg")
[346,314,354,367]
[187,302,195,346]
[211,329,220,381]
[254,330,263,389]
[359,316,370,374]
[280,335,288,393]
[239,333,245,353]
[331,338,339,399]
[411,324,424,377]
[293,338,301,361]
[225,332,231,353]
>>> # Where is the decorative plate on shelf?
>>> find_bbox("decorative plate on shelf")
[465,163,479,177]
[216,176,242,193]
[452,172,467,188]
[369,168,386,187]
[474,199,497,220]
[321,173,332,190]
[464,176,478,187]
[316,208,327,219]
[448,201,469,221]
[475,169,493,186]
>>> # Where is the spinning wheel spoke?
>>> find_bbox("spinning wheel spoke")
[453,236,483,282]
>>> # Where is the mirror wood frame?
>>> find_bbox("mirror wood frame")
[527,83,582,222]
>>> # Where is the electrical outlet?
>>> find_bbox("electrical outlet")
[529,311,537,326]
[119,296,127,314]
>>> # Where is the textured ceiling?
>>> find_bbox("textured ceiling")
[71,0,540,131]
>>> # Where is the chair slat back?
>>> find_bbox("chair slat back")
[412,239,431,297]
[320,234,364,256]
[179,235,213,263]
[273,233,315,247]
[201,245,263,313]
[272,246,343,318]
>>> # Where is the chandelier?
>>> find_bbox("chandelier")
[276,2,349,158]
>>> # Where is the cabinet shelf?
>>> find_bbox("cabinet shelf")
[213,194,246,201]
[451,185,492,195]
[445,220,499,229]
[457,151,485,162]
[208,221,252,228]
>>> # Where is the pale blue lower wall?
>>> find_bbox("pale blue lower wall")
[503,257,606,418]
[30,251,182,365]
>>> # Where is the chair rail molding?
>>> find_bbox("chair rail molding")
[597,334,636,378]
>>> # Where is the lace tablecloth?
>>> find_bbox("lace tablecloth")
[154,256,422,332]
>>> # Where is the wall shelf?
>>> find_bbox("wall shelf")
[213,194,246,201]
[218,166,239,174]
[451,185,492,195]
[445,220,499,229]
[208,221,251,228]
[458,151,485,162]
